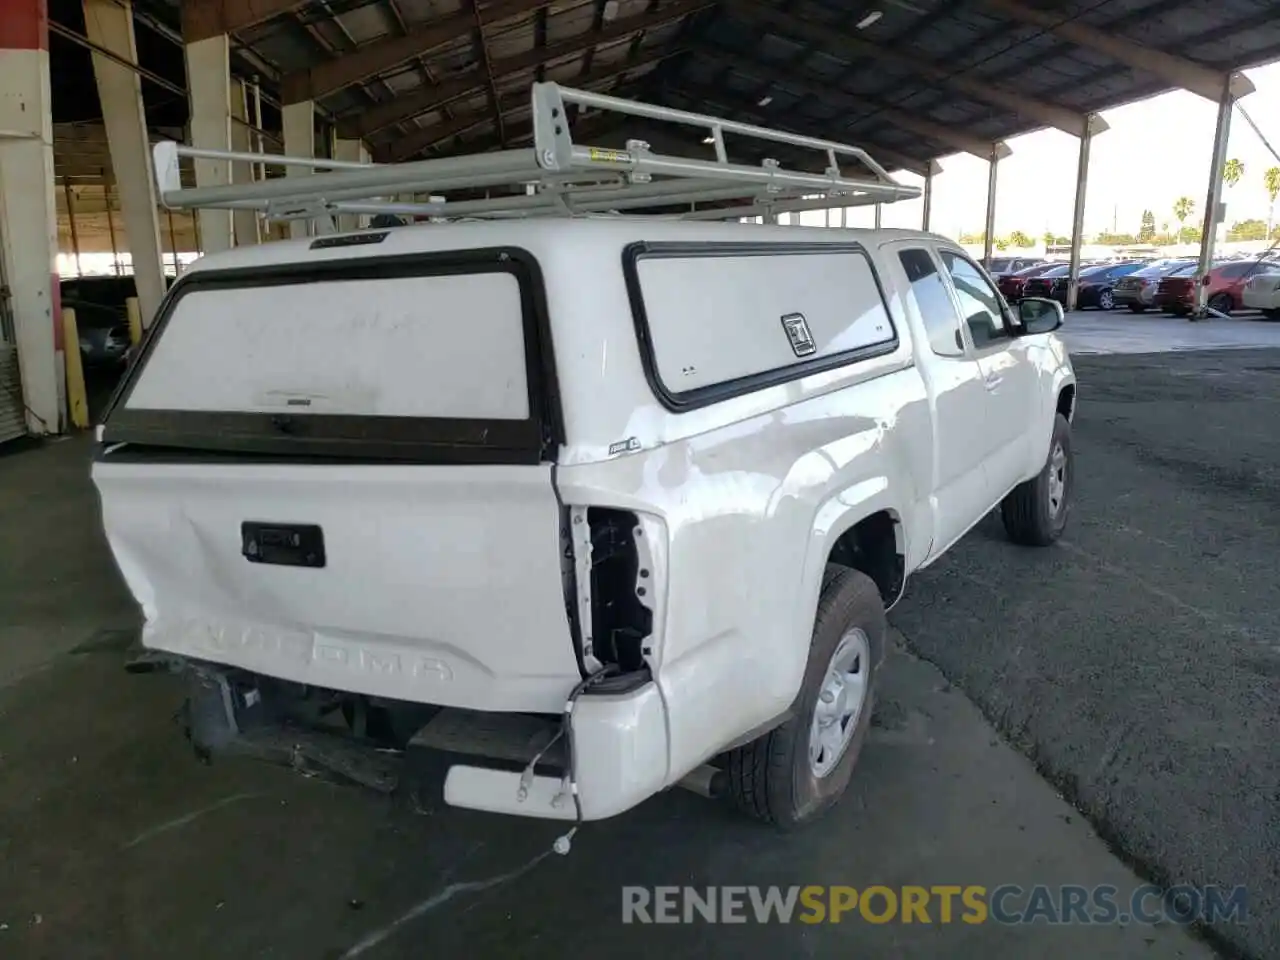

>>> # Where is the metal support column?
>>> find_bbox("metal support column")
[165,208,179,273]
[282,100,315,239]
[230,79,259,246]
[185,33,234,254]
[1193,80,1234,320]
[982,145,998,266]
[1066,115,1096,312]
[921,160,936,231]
[0,0,61,435]
[873,204,882,229]
[104,178,120,274]
[83,0,167,321]
[63,178,82,276]
[333,137,371,232]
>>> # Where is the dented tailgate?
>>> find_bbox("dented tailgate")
[94,461,580,711]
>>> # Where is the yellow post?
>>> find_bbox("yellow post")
[125,296,143,345]
[62,308,90,429]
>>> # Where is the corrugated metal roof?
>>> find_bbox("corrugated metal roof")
[49,0,1280,181]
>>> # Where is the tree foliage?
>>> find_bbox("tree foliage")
[1173,196,1195,225]
[1265,167,1280,204]
[1226,219,1268,241]
[1137,209,1156,242]
[1006,230,1033,248]
[1223,158,1245,189]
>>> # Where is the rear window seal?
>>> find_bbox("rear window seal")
[622,240,900,413]
[99,247,563,464]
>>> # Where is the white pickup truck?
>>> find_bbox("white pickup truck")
[92,84,1076,831]
[93,216,1075,829]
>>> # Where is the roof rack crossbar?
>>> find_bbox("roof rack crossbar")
[152,82,921,222]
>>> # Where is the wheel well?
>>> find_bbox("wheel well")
[827,511,904,608]
[1057,384,1075,422]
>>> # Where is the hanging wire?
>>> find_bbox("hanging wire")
[1234,99,1280,167]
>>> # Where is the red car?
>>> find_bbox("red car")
[998,262,1060,300]
[1154,260,1274,316]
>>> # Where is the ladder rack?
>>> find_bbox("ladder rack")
[153,82,922,224]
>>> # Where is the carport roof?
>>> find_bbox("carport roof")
[132,0,1280,172]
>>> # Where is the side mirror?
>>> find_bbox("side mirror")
[1018,297,1064,334]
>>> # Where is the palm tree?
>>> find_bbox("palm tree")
[1223,158,1245,189]
[1265,166,1280,241]
[1173,196,1195,233]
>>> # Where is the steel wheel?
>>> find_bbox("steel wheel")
[1047,440,1067,518]
[809,627,870,778]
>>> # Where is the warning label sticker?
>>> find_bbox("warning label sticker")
[589,147,632,164]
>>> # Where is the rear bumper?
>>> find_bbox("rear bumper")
[1154,293,1193,310]
[444,682,670,821]
[1113,287,1152,305]
[179,657,672,822]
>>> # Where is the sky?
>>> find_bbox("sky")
[833,60,1280,240]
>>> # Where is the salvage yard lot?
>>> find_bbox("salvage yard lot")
[1,319,1277,959]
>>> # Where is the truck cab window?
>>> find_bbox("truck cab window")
[941,251,1008,350]
[899,248,965,357]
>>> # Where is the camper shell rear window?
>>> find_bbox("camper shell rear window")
[101,248,561,463]
[622,241,898,411]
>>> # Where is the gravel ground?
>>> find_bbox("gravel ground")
[892,348,1280,959]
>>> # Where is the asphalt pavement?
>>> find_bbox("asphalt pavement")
[893,346,1280,959]
[2,322,1278,958]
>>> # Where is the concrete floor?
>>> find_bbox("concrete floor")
[1060,308,1280,355]
[2,319,1277,958]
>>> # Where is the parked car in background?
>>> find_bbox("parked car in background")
[1242,267,1280,320]
[1021,263,1072,301]
[1019,261,1125,306]
[61,277,137,368]
[1075,262,1146,310]
[998,261,1060,301]
[983,256,1043,279]
[1112,259,1196,312]
[1155,259,1280,316]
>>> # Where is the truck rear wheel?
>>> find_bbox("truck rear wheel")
[726,565,884,829]
[1001,413,1073,546]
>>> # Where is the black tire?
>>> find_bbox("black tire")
[1208,292,1233,315]
[1127,304,1147,314]
[1263,309,1280,321]
[726,565,885,829]
[1001,413,1073,547]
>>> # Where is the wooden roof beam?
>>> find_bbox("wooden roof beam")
[281,0,552,103]
[697,43,1010,161]
[180,0,306,43]
[730,0,1107,137]
[338,0,708,138]
[976,0,1254,101]
[381,51,676,161]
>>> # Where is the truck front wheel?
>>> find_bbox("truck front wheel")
[725,565,884,829]
[1001,413,1073,546]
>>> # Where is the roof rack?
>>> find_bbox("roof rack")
[152,82,921,225]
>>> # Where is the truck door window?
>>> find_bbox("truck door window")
[898,248,964,357]
[940,251,1008,350]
